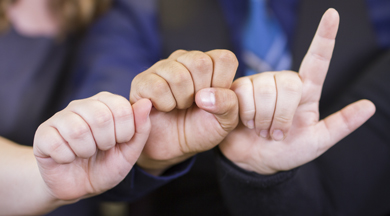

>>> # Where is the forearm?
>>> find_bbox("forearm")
[0,137,74,215]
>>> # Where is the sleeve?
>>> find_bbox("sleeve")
[67,0,162,100]
[66,0,194,202]
[100,157,196,202]
[216,50,390,215]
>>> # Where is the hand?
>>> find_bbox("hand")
[219,9,376,175]
[130,50,239,174]
[33,92,152,200]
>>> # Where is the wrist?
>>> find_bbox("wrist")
[36,166,79,213]
[219,145,278,175]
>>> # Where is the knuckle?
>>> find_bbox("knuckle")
[100,142,116,151]
[112,104,133,120]
[232,77,250,91]
[152,79,170,95]
[68,122,90,139]
[163,100,177,111]
[171,49,187,57]
[257,118,273,128]
[91,109,112,127]
[191,52,213,72]
[241,109,255,119]
[47,136,65,155]
[67,100,82,108]
[170,67,190,85]
[216,50,238,66]
[96,91,112,97]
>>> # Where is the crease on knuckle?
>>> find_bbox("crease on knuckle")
[309,51,330,63]
[152,79,170,95]
[170,67,189,85]
[91,109,112,127]
[273,115,292,125]
[68,121,90,140]
[241,109,255,119]
[257,118,272,128]
[113,105,133,120]
[216,50,238,67]
[191,52,213,72]
[48,137,65,156]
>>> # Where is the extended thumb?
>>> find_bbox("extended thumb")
[195,88,239,132]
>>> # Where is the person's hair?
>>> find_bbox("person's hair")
[0,0,111,35]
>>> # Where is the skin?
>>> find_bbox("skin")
[34,92,152,201]
[0,92,152,215]
[7,0,59,36]
[132,9,375,177]
[219,8,376,174]
[130,49,240,174]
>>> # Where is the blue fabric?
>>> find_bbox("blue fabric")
[101,157,196,202]
[66,0,162,102]
[242,0,292,75]
[66,0,195,205]
[68,0,390,206]
[219,0,389,60]
[365,0,390,48]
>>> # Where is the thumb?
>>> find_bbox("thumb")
[120,98,152,163]
[316,99,376,155]
[195,88,239,132]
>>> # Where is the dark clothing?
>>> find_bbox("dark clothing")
[71,0,390,215]
[0,27,100,216]
[0,26,190,215]
[0,27,71,147]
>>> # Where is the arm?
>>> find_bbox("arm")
[66,0,198,198]
[68,0,161,101]
[0,92,150,215]
[0,137,72,215]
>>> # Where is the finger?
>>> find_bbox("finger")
[316,99,375,156]
[195,88,239,132]
[130,72,176,112]
[270,71,302,141]
[299,8,339,103]
[252,72,277,138]
[119,99,152,164]
[231,77,255,129]
[34,122,76,164]
[95,92,135,144]
[206,49,238,88]
[176,50,214,93]
[167,49,188,60]
[68,99,116,151]
[152,59,195,109]
[51,110,97,158]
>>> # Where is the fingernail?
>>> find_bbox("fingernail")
[272,130,284,141]
[260,130,268,138]
[246,120,254,129]
[199,90,215,108]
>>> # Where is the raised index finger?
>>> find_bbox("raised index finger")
[298,8,339,103]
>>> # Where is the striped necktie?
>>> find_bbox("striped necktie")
[243,0,292,75]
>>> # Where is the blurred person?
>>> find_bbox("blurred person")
[0,1,189,215]
[0,92,152,215]
[70,0,390,215]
